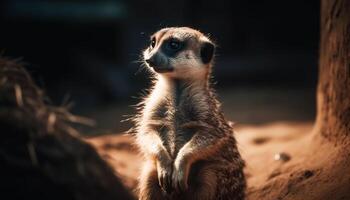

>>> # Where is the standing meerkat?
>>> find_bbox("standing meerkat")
[133,27,246,200]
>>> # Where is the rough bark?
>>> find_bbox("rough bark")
[316,0,350,141]
[0,58,134,200]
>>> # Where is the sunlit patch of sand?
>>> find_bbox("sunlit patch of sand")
[86,121,350,199]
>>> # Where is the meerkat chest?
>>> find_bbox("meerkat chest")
[143,79,211,154]
[148,94,203,133]
[160,87,209,145]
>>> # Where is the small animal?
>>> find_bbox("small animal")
[133,27,246,200]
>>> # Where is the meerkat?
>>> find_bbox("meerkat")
[133,27,246,200]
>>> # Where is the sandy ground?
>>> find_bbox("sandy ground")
[84,120,350,199]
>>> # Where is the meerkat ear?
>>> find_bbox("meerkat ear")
[200,41,215,64]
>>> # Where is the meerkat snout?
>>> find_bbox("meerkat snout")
[143,27,216,78]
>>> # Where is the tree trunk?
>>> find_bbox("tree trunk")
[316,0,350,142]
[245,1,350,199]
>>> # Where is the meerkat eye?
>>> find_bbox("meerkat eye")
[167,39,181,51]
[150,37,156,48]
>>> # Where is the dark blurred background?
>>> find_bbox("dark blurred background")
[0,0,319,134]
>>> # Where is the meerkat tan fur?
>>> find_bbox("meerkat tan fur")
[133,27,246,200]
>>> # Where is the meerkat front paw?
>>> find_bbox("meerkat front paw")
[156,160,173,194]
[172,158,190,192]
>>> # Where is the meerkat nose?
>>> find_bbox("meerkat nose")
[145,57,156,67]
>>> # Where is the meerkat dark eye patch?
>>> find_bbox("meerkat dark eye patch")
[161,38,185,57]
[200,42,215,64]
[167,39,181,50]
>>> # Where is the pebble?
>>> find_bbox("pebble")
[274,152,291,162]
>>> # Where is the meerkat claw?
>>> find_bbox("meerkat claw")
[172,167,189,193]
[157,165,173,194]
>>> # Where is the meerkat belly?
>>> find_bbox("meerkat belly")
[148,80,210,157]
[151,105,199,156]
[171,104,201,156]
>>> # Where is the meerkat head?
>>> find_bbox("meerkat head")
[143,27,215,80]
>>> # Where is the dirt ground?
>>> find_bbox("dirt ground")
[84,120,350,199]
